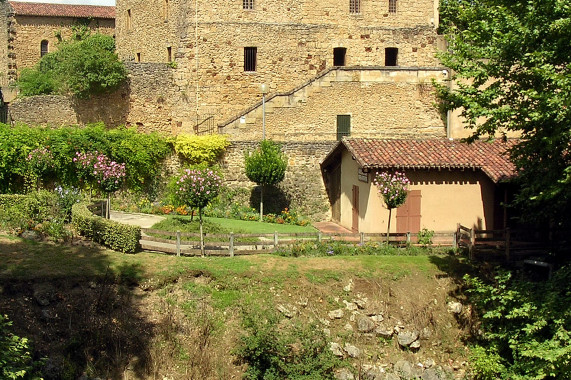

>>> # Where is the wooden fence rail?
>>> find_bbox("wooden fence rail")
[139,228,457,257]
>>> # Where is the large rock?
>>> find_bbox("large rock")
[344,343,361,358]
[375,325,394,339]
[397,330,419,347]
[329,309,344,319]
[447,301,463,314]
[361,365,385,380]
[394,360,420,380]
[335,368,355,380]
[330,342,344,357]
[357,316,376,333]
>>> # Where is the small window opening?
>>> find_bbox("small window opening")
[350,0,361,14]
[136,52,141,62]
[126,9,132,30]
[167,47,172,62]
[385,47,398,66]
[389,0,397,13]
[40,40,49,57]
[244,47,257,72]
[243,0,254,10]
[337,115,351,141]
[333,47,347,66]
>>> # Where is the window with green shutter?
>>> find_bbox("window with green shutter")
[337,115,351,141]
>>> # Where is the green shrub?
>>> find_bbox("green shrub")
[0,191,60,234]
[171,134,230,165]
[417,228,434,246]
[234,306,341,379]
[72,202,140,253]
[464,267,571,379]
[0,314,44,379]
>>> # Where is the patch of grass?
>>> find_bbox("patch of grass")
[205,217,317,234]
[305,269,341,284]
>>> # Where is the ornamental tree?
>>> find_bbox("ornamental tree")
[244,140,287,221]
[436,0,571,236]
[26,146,56,189]
[373,171,410,243]
[174,167,223,256]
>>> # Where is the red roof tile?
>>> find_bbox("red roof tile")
[337,138,517,183]
[9,1,115,19]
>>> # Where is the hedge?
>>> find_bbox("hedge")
[72,202,140,253]
[0,194,28,208]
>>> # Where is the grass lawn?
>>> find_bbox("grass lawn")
[151,215,317,235]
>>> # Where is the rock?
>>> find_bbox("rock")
[343,300,358,311]
[397,330,419,347]
[421,368,441,380]
[423,358,435,368]
[375,325,394,339]
[361,365,385,380]
[344,343,360,358]
[357,316,376,333]
[329,309,344,319]
[334,368,355,380]
[344,323,353,331]
[394,360,420,380]
[423,366,454,380]
[277,304,297,318]
[353,298,367,309]
[33,284,56,306]
[21,230,42,241]
[319,318,331,327]
[410,340,421,349]
[447,301,463,314]
[370,314,384,323]
[343,279,354,292]
[330,342,344,357]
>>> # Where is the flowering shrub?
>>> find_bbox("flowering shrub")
[54,186,82,221]
[174,168,223,215]
[74,151,126,193]
[373,171,410,209]
[26,146,56,176]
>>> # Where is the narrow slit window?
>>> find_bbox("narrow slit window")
[350,0,361,14]
[385,47,398,66]
[40,40,49,57]
[243,0,254,10]
[136,52,141,62]
[244,47,257,72]
[389,0,397,13]
[126,9,132,30]
[167,46,172,62]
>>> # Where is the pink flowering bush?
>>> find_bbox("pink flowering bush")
[373,171,410,242]
[373,171,410,209]
[26,146,56,178]
[73,151,126,193]
[174,167,222,214]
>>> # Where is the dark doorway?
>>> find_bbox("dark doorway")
[385,47,398,66]
[333,47,347,66]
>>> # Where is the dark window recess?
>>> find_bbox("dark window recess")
[244,47,257,71]
[40,40,48,57]
[337,115,351,141]
[350,0,361,14]
[136,52,141,62]
[333,47,346,66]
[243,0,254,10]
[167,46,172,62]
[385,47,398,66]
[389,0,397,13]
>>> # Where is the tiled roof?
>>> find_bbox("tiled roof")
[337,138,517,183]
[9,1,115,19]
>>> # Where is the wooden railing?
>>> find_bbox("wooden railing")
[139,229,457,257]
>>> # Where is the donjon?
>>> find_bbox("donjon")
[115,0,448,141]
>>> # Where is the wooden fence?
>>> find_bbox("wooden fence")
[454,223,546,261]
[139,229,456,257]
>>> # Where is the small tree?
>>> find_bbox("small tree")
[244,140,287,221]
[174,167,222,256]
[373,171,410,243]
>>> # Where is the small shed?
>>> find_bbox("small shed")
[320,138,516,233]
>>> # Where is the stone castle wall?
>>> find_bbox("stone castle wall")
[116,0,442,130]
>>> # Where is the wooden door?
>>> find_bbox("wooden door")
[396,190,421,233]
[352,185,359,232]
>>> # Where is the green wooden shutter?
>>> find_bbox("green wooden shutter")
[337,115,351,141]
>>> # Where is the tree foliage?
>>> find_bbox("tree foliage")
[244,140,287,187]
[436,0,571,232]
[0,314,43,379]
[18,33,127,98]
[171,134,230,165]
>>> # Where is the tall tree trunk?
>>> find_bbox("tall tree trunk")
[259,185,264,222]
[199,207,205,257]
[386,208,392,244]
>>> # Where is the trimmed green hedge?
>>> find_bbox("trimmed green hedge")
[0,194,27,208]
[72,202,140,253]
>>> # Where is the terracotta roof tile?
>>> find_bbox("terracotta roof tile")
[342,138,517,183]
[9,1,115,19]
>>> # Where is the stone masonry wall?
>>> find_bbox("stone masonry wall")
[116,0,442,129]
[222,141,337,219]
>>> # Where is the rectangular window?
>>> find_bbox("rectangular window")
[136,52,141,62]
[40,40,49,57]
[243,0,254,10]
[167,46,172,62]
[337,115,351,141]
[126,9,132,30]
[244,47,257,72]
[385,47,398,66]
[389,0,397,13]
[350,0,361,14]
